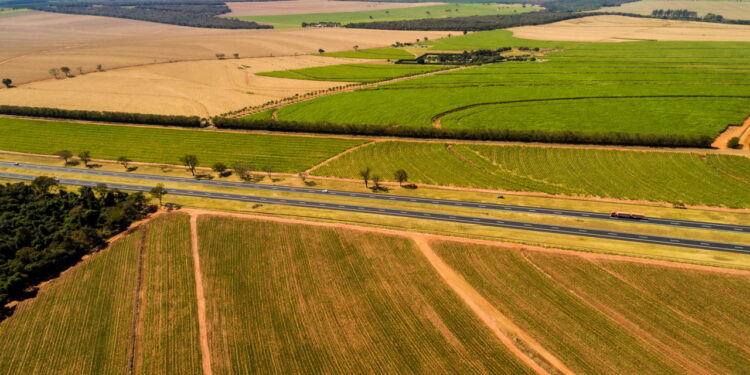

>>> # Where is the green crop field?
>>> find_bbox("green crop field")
[233,4,535,28]
[432,240,750,374]
[0,213,201,375]
[197,216,534,374]
[272,31,750,138]
[257,63,449,83]
[0,117,366,172]
[311,141,750,207]
[320,47,414,60]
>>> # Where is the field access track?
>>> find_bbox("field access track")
[3,161,748,234]
[2,172,748,255]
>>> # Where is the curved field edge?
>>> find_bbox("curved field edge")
[0,117,366,173]
[256,63,449,83]
[310,141,750,208]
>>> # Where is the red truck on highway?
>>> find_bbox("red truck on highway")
[610,211,646,220]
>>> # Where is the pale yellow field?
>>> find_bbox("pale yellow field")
[0,55,373,116]
[227,0,446,16]
[0,11,451,84]
[599,1,750,20]
[510,15,750,42]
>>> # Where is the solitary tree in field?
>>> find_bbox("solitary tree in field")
[49,68,60,79]
[233,53,240,59]
[31,176,59,194]
[2,78,12,88]
[212,162,227,175]
[216,53,225,60]
[318,48,325,53]
[263,165,273,181]
[96,64,104,72]
[150,184,167,206]
[179,154,199,176]
[394,169,408,186]
[360,167,371,188]
[55,150,73,166]
[117,156,131,170]
[353,45,359,52]
[78,151,92,167]
[60,66,71,78]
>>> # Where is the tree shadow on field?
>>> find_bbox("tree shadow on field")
[87,163,102,169]
[304,180,317,186]
[195,174,213,180]
[127,166,139,172]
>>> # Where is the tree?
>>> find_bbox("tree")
[371,174,381,190]
[31,176,58,194]
[96,64,103,72]
[78,151,92,167]
[318,48,325,53]
[55,150,73,166]
[359,167,371,188]
[49,68,60,79]
[394,169,408,186]
[60,66,71,78]
[353,45,359,52]
[150,184,167,206]
[212,162,227,175]
[179,154,199,176]
[2,78,12,88]
[216,53,225,60]
[233,53,240,59]
[77,67,84,75]
[94,183,109,197]
[232,162,253,181]
[117,156,131,170]
[263,165,273,180]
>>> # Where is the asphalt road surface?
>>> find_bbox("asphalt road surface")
[2,161,748,234]
[2,172,748,255]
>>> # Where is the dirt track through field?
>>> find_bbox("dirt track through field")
[189,214,213,375]
[412,235,574,375]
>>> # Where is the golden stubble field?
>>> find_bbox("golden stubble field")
[510,15,750,42]
[0,55,376,116]
[226,0,446,16]
[0,11,451,84]
[599,0,750,21]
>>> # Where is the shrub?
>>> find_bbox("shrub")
[0,105,202,127]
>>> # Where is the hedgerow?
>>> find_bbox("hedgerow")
[0,105,202,127]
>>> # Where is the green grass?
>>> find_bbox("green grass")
[432,240,750,374]
[244,108,275,120]
[233,4,535,28]
[272,32,750,137]
[320,47,414,60]
[198,216,535,374]
[0,117,366,173]
[311,141,750,207]
[257,63,449,83]
[0,8,29,15]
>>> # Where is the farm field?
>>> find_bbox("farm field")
[257,63,449,83]
[311,141,750,207]
[0,117,366,172]
[509,15,750,42]
[320,47,415,60]
[0,11,451,85]
[431,239,750,374]
[273,23,750,138]
[0,55,369,117]
[225,0,445,17]
[598,0,750,20]
[197,215,534,374]
[233,3,535,28]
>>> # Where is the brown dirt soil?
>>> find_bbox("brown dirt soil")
[0,55,369,117]
[189,214,213,375]
[182,208,750,276]
[598,0,750,21]
[0,11,451,85]
[226,0,445,16]
[412,235,574,375]
[713,117,750,150]
[510,15,750,42]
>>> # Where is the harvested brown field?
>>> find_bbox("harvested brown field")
[0,11,451,84]
[510,15,750,42]
[226,0,445,16]
[0,55,371,116]
[599,0,750,21]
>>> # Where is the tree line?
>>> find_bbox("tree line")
[0,178,152,309]
[0,105,202,127]
[30,0,272,29]
[213,117,714,148]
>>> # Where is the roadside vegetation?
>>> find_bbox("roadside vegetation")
[433,240,750,374]
[311,142,750,207]
[0,117,366,173]
[197,216,534,374]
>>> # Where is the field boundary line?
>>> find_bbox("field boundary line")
[190,213,213,375]
[430,95,750,128]
[412,235,573,375]
[127,224,149,375]
[305,140,376,173]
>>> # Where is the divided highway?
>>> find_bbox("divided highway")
[2,161,748,234]
[2,172,749,255]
